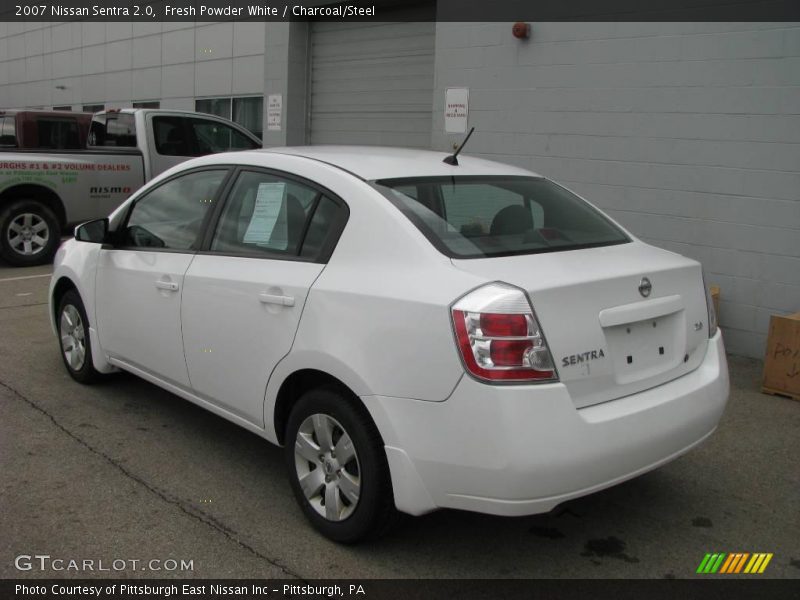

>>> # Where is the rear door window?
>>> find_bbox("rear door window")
[374,176,629,258]
[298,196,342,260]
[210,170,346,261]
[152,116,191,156]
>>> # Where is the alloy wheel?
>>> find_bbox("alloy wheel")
[7,212,50,256]
[294,413,361,521]
[60,304,86,371]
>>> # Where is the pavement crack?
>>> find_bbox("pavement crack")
[0,377,304,580]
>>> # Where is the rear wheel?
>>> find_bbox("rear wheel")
[0,200,61,266]
[57,289,101,384]
[284,388,397,543]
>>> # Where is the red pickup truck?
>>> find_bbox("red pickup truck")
[0,110,93,151]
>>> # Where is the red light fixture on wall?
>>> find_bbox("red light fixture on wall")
[512,22,530,39]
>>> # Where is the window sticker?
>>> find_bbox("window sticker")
[243,182,286,246]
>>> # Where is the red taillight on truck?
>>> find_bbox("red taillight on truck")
[451,283,557,383]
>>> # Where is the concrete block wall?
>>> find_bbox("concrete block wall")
[1,20,798,359]
[0,20,266,111]
[432,22,800,359]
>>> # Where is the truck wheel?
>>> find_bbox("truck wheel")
[0,200,61,267]
[285,387,398,543]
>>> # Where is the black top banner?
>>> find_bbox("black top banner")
[1,0,799,22]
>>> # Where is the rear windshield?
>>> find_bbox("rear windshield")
[88,113,137,147]
[373,176,630,258]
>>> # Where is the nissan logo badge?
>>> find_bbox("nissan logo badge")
[639,277,652,298]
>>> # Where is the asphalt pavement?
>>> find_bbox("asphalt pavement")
[1,261,798,579]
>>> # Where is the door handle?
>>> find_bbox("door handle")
[155,280,179,292]
[259,292,295,307]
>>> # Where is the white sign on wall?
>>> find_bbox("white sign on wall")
[444,87,469,134]
[267,94,282,131]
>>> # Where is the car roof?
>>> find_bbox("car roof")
[259,146,542,181]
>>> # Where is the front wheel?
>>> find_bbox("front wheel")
[285,388,397,543]
[0,200,61,266]
[57,289,101,384]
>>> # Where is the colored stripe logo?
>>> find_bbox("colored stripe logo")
[696,552,773,574]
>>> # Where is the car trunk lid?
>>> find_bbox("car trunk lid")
[451,241,710,408]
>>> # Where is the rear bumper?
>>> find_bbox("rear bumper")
[363,330,729,516]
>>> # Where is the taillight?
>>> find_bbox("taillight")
[451,282,557,383]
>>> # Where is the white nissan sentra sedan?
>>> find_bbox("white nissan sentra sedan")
[49,146,729,542]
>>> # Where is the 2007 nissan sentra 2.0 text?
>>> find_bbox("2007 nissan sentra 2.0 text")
[49,146,729,542]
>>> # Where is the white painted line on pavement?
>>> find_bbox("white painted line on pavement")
[0,273,52,283]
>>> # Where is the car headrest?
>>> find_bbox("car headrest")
[490,204,533,236]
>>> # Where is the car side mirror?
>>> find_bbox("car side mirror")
[75,218,109,244]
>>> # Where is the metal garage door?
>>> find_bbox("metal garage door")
[309,21,435,148]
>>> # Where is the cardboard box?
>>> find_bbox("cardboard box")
[762,312,800,401]
[709,285,720,319]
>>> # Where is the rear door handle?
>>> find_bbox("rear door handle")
[155,280,179,292]
[259,292,295,307]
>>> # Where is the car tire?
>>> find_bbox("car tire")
[0,200,61,267]
[285,387,397,543]
[57,289,101,384]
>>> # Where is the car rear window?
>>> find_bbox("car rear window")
[373,176,630,258]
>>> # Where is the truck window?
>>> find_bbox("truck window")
[0,116,16,147]
[88,114,137,147]
[152,116,191,156]
[152,116,259,157]
[36,118,82,149]
[192,118,259,154]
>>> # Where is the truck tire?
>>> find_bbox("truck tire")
[0,200,61,267]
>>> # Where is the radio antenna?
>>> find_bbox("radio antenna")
[443,127,475,166]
